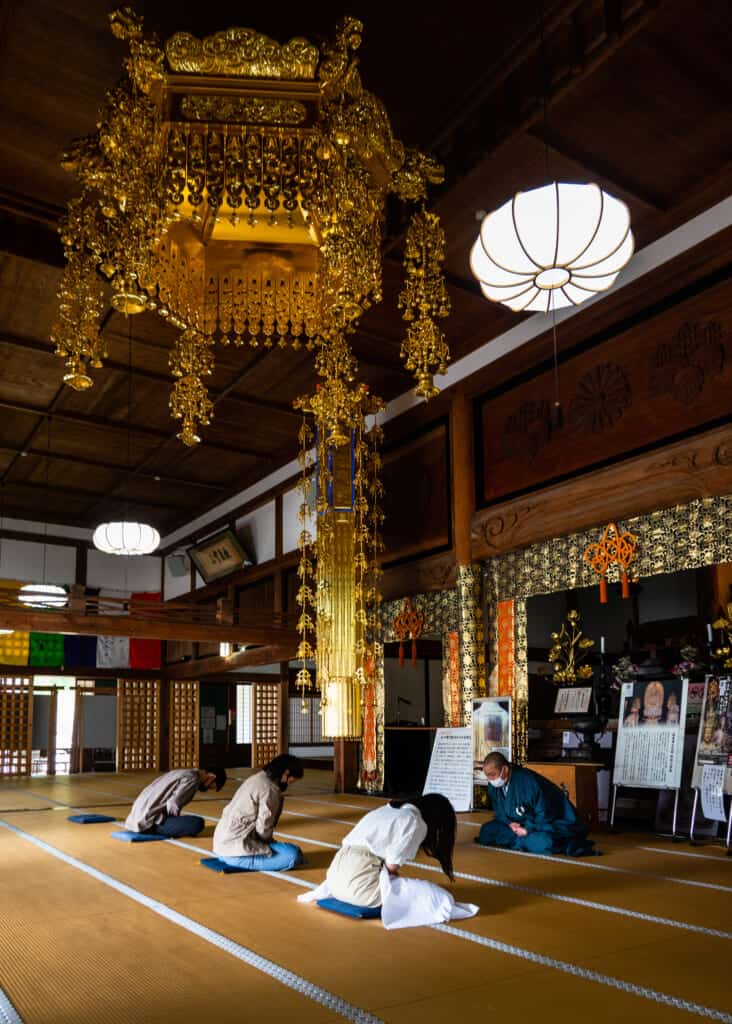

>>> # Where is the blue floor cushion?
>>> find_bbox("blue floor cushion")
[68,814,116,824]
[110,830,167,843]
[316,898,382,919]
[199,857,248,873]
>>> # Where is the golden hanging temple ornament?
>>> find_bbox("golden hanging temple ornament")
[51,10,452,446]
[293,379,384,739]
[583,521,638,603]
[393,597,425,668]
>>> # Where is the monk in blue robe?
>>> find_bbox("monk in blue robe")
[476,752,595,856]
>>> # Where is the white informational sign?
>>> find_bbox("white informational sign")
[692,677,732,796]
[700,764,727,822]
[612,679,688,789]
[423,727,473,812]
[554,687,592,714]
[472,697,511,785]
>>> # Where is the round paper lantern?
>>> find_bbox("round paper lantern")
[93,521,160,556]
[470,182,634,313]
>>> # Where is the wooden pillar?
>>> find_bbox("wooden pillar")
[278,662,289,757]
[69,689,82,774]
[333,740,359,793]
[450,391,475,566]
[47,687,58,777]
[158,672,171,772]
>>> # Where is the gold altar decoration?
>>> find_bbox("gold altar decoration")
[547,609,594,684]
[583,521,638,603]
[392,597,425,667]
[485,494,732,762]
[52,9,451,446]
[712,604,732,669]
[294,381,384,739]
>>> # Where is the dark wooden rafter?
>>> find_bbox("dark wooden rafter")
[2,476,188,512]
[528,125,669,211]
[0,398,272,459]
[169,643,297,679]
[0,445,227,492]
[79,346,309,525]
[0,331,302,422]
[382,0,664,257]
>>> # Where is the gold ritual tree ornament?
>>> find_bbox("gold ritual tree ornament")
[52,10,452,445]
[548,610,595,684]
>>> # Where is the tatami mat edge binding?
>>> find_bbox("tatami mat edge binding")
[0,818,383,1024]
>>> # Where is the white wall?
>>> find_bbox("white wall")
[236,501,275,564]
[163,555,191,601]
[86,549,161,593]
[283,484,316,553]
[0,538,76,585]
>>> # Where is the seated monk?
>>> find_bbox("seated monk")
[212,754,304,871]
[125,766,226,838]
[476,752,595,856]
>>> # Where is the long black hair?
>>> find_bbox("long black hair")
[389,793,456,880]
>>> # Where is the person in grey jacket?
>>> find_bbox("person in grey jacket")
[213,754,304,870]
[125,766,226,837]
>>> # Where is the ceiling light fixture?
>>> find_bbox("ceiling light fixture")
[18,417,69,609]
[93,521,161,557]
[93,318,160,557]
[470,181,634,313]
[18,583,68,609]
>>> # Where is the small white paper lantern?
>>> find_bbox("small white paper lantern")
[93,521,160,556]
[471,182,634,313]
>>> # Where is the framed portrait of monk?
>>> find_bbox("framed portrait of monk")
[188,528,252,583]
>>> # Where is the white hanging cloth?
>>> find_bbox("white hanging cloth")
[297,866,478,930]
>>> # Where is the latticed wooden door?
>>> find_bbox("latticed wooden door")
[252,683,281,768]
[169,680,199,769]
[0,676,33,776]
[116,679,160,771]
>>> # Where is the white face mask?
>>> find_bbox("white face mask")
[488,775,506,789]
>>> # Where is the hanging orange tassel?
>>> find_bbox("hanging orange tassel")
[621,572,630,599]
[411,638,417,666]
[398,641,405,668]
[599,577,608,603]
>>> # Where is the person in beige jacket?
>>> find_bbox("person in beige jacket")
[213,754,304,870]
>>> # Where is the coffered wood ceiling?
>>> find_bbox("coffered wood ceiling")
[1,0,731,534]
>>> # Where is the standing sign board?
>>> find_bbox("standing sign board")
[612,678,688,790]
[423,727,473,812]
[692,677,732,795]
[472,697,512,786]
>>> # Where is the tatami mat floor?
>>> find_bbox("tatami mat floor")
[0,770,730,1023]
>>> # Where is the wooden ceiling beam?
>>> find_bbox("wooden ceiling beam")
[0,445,226,492]
[2,476,189,512]
[529,125,669,211]
[0,606,299,647]
[0,332,302,422]
[0,398,269,460]
[168,643,297,679]
[0,187,64,227]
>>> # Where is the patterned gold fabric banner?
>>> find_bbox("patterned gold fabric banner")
[496,599,515,696]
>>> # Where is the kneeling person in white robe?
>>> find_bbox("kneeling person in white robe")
[213,754,304,870]
[125,767,226,838]
[300,794,478,928]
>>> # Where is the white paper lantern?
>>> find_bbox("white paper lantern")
[93,521,160,556]
[19,583,68,609]
[470,182,634,313]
